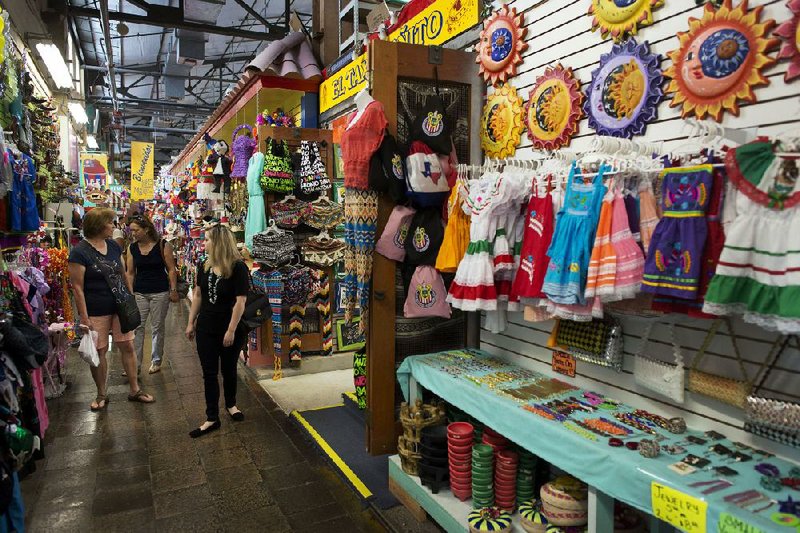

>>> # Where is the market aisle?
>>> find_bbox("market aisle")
[19,304,387,532]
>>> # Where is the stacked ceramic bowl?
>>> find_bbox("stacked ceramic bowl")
[447,422,474,501]
[494,450,518,512]
[418,425,449,494]
[471,443,494,508]
[482,426,509,458]
[517,449,537,505]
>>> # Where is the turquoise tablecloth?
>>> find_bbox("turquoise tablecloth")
[397,349,800,532]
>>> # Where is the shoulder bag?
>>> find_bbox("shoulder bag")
[158,240,190,298]
[81,240,141,333]
[297,141,331,194]
[260,138,295,193]
[551,318,623,371]
[745,335,800,448]
[633,319,685,403]
[688,319,752,408]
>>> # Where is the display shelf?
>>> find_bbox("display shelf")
[397,350,800,533]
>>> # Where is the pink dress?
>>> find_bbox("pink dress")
[610,192,644,299]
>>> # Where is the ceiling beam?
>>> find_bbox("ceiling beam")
[68,6,286,40]
[83,64,240,83]
[233,0,276,31]
[91,96,216,112]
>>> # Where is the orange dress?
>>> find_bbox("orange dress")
[584,191,616,299]
[436,183,471,273]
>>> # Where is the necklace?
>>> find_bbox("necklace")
[208,270,220,304]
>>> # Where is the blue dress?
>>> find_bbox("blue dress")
[542,162,608,305]
[10,150,39,232]
[245,152,267,248]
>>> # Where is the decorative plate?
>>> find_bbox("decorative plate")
[775,0,800,82]
[589,0,664,43]
[584,39,663,138]
[665,0,779,121]
[481,84,524,159]
[524,64,584,150]
[477,5,528,86]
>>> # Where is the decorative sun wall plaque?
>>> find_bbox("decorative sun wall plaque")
[584,39,663,138]
[664,0,779,121]
[588,0,665,43]
[477,5,528,86]
[775,0,800,82]
[524,65,584,150]
[481,84,524,159]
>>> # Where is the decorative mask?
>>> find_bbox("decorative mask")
[584,39,663,138]
[588,0,664,43]
[524,65,584,150]
[775,0,800,82]
[476,5,528,86]
[480,84,524,159]
[664,0,779,121]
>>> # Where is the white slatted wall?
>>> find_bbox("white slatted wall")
[475,0,800,459]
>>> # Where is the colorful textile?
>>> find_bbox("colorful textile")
[436,184,471,273]
[610,192,644,299]
[542,163,608,305]
[244,152,267,248]
[585,191,616,300]
[230,125,257,178]
[642,165,713,299]
[9,151,38,232]
[288,304,305,362]
[639,178,660,251]
[511,189,554,303]
[704,145,800,333]
[353,348,367,409]
[342,189,379,332]
[340,101,387,190]
[310,270,333,356]
[265,271,283,368]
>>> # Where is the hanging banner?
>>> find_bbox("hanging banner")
[319,0,480,113]
[79,152,108,190]
[131,141,155,201]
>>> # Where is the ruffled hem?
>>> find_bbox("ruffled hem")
[701,302,800,334]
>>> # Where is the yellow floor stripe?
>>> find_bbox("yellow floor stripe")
[343,391,358,403]
[291,409,373,499]
[301,403,344,412]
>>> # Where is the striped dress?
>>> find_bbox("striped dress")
[703,142,800,334]
[609,192,644,299]
[584,190,616,300]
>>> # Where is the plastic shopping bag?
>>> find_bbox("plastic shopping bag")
[78,331,99,367]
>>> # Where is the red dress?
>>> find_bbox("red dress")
[510,190,554,302]
[340,101,388,190]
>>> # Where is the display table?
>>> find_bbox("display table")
[397,349,800,533]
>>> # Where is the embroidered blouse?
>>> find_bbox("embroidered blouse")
[341,101,388,190]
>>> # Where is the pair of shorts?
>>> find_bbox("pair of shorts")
[90,315,135,351]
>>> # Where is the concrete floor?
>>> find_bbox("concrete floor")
[258,369,355,413]
[19,304,389,532]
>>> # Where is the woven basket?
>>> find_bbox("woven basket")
[398,400,445,475]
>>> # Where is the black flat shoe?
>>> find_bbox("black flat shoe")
[189,420,221,438]
[227,409,244,422]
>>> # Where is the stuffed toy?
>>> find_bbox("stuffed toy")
[205,138,232,193]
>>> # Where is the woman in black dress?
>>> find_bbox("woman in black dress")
[185,224,248,437]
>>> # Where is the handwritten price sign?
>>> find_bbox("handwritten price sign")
[651,482,707,533]
[551,350,576,378]
[718,513,764,533]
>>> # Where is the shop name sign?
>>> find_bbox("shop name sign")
[319,0,479,113]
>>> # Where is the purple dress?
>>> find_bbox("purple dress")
[642,165,713,299]
[230,126,257,178]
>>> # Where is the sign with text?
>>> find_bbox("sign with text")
[319,0,480,112]
[551,351,576,378]
[651,482,707,533]
[130,141,155,201]
[717,513,764,533]
[79,152,108,190]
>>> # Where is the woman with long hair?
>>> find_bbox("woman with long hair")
[185,224,248,437]
[126,214,179,375]
[68,208,154,410]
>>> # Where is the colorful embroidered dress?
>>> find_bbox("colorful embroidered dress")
[704,142,800,334]
[609,192,645,299]
[584,190,616,300]
[511,188,554,303]
[542,162,608,305]
[435,184,471,273]
[642,165,713,299]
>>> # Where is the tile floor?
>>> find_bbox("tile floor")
[20,304,390,532]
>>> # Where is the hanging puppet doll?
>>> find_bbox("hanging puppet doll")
[203,133,232,193]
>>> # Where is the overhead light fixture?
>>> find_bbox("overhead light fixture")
[35,43,73,89]
[68,102,89,124]
[86,135,99,150]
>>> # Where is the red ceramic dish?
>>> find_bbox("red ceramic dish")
[494,471,517,483]
[447,422,474,438]
[497,450,519,463]
[449,450,471,462]
[452,489,471,502]
[448,442,473,455]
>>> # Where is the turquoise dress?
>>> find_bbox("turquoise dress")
[542,162,608,305]
[245,152,267,247]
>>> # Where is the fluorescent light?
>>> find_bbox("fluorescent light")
[86,135,99,150]
[68,102,89,124]
[36,43,73,89]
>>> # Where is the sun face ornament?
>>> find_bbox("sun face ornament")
[664,0,779,121]
[477,5,528,86]
[589,0,664,43]
[481,84,524,159]
[584,39,663,138]
[775,0,800,81]
[524,65,584,150]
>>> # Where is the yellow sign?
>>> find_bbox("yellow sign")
[718,513,764,533]
[319,0,480,112]
[130,141,155,201]
[651,482,707,533]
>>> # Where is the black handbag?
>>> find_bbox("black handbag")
[241,291,270,330]
[81,240,141,333]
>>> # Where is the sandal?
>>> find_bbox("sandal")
[90,395,109,411]
[127,390,155,403]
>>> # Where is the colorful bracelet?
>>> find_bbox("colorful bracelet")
[563,421,598,441]
[639,439,661,458]
[613,412,657,435]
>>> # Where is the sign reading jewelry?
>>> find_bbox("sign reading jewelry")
[319,0,479,113]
